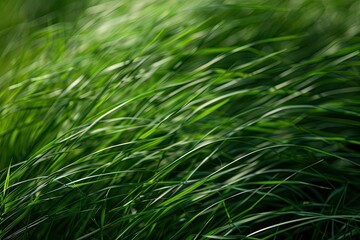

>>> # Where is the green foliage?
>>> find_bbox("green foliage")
[0,0,360,239]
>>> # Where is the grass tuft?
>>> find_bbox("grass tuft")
[1,0,360,239]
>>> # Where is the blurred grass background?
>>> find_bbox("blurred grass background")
[0,0,359,239]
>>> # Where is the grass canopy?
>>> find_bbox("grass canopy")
[0,0,360,239]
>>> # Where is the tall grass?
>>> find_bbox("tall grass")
[1,0,360,239]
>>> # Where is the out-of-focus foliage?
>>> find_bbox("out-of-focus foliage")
[0,0,359,239]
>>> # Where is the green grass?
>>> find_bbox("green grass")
[1,0,360,239]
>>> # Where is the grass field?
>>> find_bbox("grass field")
[1,0,360,239]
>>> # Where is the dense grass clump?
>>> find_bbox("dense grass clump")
[1,0,360,239]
